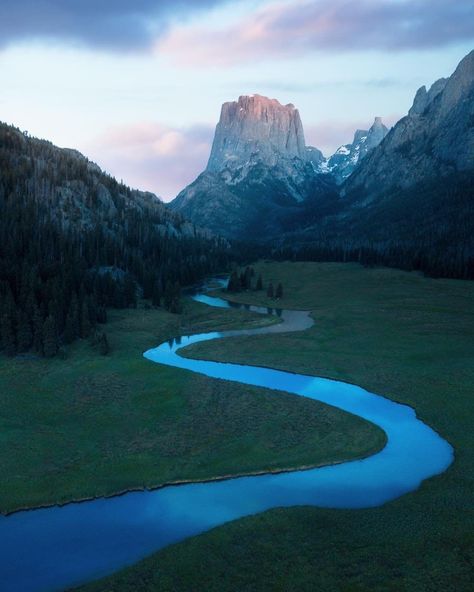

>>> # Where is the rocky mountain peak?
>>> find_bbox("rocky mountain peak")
[206,94,307,173]
[437,50,474,116]
[409,78,448,116]
[353,129,369,144]
[365,117,389,151]
[326,117,389,183]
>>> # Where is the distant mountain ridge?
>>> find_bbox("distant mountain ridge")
[344,50,474,200]
[277,50,474,279]
[325,117,389,184]
[171,50,474,278]
[325,117,388,184]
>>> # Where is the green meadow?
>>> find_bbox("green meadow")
[0,280,382,515]
[79,262,474,592]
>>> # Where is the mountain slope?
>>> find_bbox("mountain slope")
[275,51,474,279]
[344,50,474,200]
[0,122,229,357]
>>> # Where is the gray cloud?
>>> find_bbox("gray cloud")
[160,0,474,66]
[0,0,232,51]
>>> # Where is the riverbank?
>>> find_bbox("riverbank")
[78,262,474,592]
[0,290,383,515]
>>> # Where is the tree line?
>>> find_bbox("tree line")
[227,267,283,298]
[0,123,231,357]
[271,171,474,280]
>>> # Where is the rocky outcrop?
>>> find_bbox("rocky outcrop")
[345,50,474,200]
[326,118,389,183]
[306,145,325,169]
[206,95,307,172]
[408,78,448,116]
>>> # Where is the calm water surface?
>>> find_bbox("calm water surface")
[0,280,453,591]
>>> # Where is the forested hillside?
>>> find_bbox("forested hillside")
[273,172,474,279]
[0,123,230,357]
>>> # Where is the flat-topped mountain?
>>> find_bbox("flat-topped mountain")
[170,94,334,238]
[207,94,307,173]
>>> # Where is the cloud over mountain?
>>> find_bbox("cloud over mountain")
[160,0,474,66]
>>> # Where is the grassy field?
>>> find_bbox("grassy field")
[78,261,474,592]
[0,288,383,514]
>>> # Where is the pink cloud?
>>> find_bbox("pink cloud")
[158,0,474,66]
[86,122,214,201]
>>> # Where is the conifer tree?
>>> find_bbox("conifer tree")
[1,312,17,357]
[152,281,161,307]
[81,304,92,338]
[33,307,44,355]
[17,313,33,352]
[43,315,58,358]
[244,266,252,289]
[99,332,110,356]
[63,311,76,345]
[227,271,240,292]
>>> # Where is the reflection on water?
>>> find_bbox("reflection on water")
[0,279,454,592]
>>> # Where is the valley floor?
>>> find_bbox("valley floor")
[0,283,382,515]
[76,261,474,592]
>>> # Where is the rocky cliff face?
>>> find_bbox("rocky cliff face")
[207,94,307,173]
[171,94,332,238]
[326,117,389,184]
[408,78,448,116]
[345,50,474,200]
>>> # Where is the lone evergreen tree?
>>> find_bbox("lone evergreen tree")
[275,283,283,299]
[256,274,263,291]
[99,332,110,355]
[267,283,274,298]
[227,271,240,292]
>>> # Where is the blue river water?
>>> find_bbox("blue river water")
[0,281,454,591]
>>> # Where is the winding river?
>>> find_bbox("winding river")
[0,280,453,592]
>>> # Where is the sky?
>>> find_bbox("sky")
[1,0,473,200]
